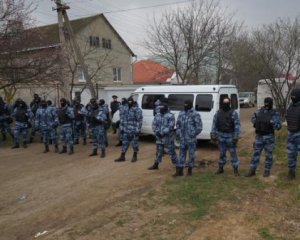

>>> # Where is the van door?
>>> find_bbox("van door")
[195,94,214,139]
[140,94,165,134]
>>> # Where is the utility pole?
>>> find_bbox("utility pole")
[53,0,97,99]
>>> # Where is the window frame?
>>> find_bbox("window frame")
[167,94,194,111]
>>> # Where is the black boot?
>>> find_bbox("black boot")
[287,169,296,180]
[233,167,240,176]
[131,152,137,162]
[89,149,97,156]
[59,146,67,154]
[11,143,20,149]
[115,141,122,147]
[54,144,59,153]
[216,167,224,175]
[43,145,49,153]
[148,162,159,170]
[173,167,184,177]
[245,168,256,177]
[29,137,33,143]
[263,170,270,177]
[23,142,27,148]
[69,146,74,155]
[187,167,193,176]
[2,133,6,141]
[101,150,105,158]
[83,138,87,145]
[74,139,79,145]
[115,152,126,162]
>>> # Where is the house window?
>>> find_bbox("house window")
[102,38,112,49]
[77,65,86,82]
[113,67,121,82]
[89,36,100,47]
[75,91,81,102]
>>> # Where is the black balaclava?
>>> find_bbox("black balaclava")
[99,99,105,106]
[159,102,168,114]
[19,100,26,109]
[128,96,134,107]
[60,98,67,108]
[41,100,47,108]
[221,98,231,111]
[90,98,97,109]
[47,100,52,106]
[291,88,300,105]
[184,100,193,112]
[264,97,273,110]
[121,98,127,105]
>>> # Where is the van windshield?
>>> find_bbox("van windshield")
[239,93,250,98]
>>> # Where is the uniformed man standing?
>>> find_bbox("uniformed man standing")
[286,88,300,180]
[148,100,179,175]
[0,97,13,141]
[245,97,281,177]
[176,100,202,176]
[73,100,87,145]
[29,93,41,143]
[35,100,59,153]
[211,98,241,176]
[110,95,120,134]
[57,98,74,154]
[12,100,33,148]
[115,97,128,147]
[115,96,143,162]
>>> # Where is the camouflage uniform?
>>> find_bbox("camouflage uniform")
[29,96,41,142]
[118,101,128,144]
[35,103,59,152]
[73,103,86,145]
[115,98,143,162]
[152,107,177,166]
[0,98,13,141]
[248,107,281,174]
[211,108,241,173]
[176,108,202,169]
[12,102,34,148]
[57,104,74,154]
[286,89,300,180]
[99,100,110,146]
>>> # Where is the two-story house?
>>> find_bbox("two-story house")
[14,14,136,104]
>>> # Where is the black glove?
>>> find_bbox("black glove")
[210,133,217,144]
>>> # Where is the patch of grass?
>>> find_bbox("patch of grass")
[164,172,266,220]
[246,213,261,224]
[115,218,126,227]
[239,148,251,157]
[258,227,275,240]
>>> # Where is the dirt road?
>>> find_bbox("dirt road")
[3,108,297,240]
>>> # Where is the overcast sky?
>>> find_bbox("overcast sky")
[31,0,300,58]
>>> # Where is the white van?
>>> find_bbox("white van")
[129,85,239,140]
[239,92,255,108]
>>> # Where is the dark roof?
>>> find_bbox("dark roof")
[35,14,135,56]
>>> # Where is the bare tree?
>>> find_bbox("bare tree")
[0,0,61,102]
[144,0,240,84]
[248,17,300,117]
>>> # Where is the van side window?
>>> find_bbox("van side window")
[231,94,238,109]
[141,94,164,110]
[195,94,213,112]
[168,94,194,111]
[219,94,228,109]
